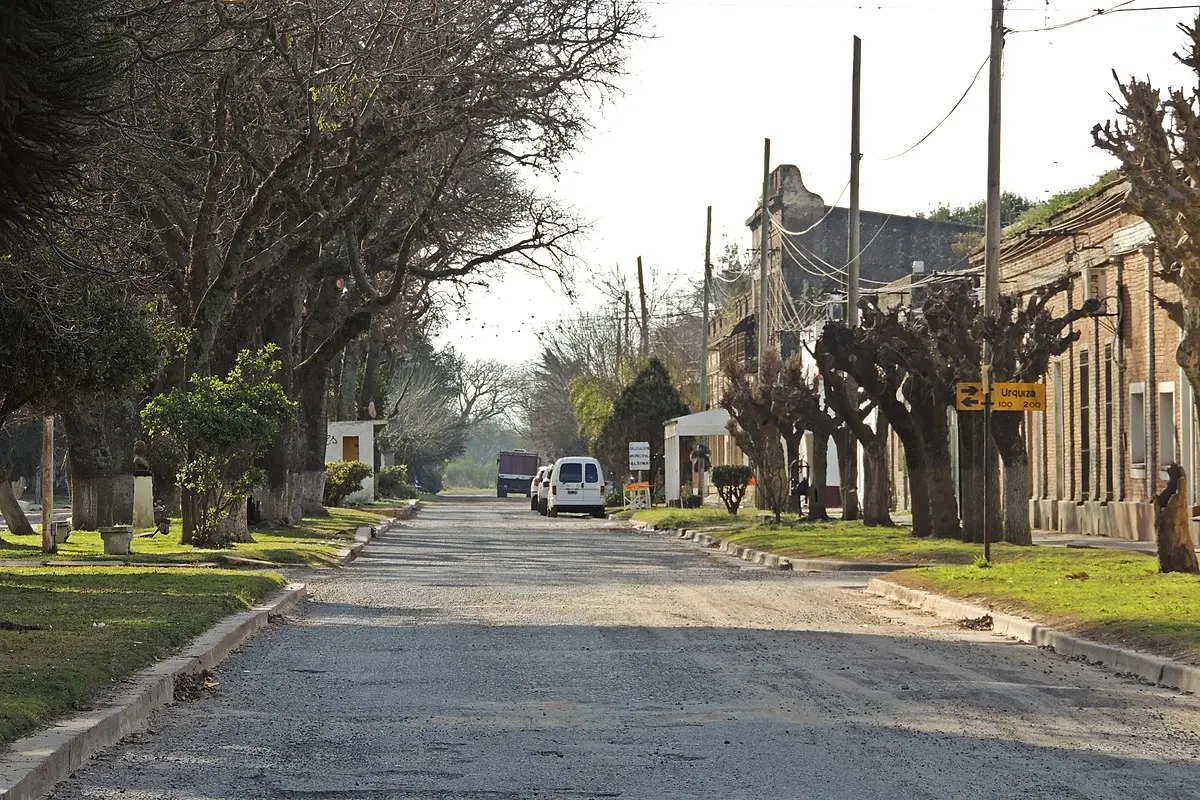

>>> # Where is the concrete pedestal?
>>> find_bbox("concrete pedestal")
[133,475,154,531]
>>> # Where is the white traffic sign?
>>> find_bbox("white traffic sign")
[628,441,651,471]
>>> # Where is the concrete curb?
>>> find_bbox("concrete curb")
[0,582,307,800]
[866,578,1200,694]
[626,521,918,573]
[335,516,401,566]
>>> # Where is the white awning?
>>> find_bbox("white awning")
[664,407,731,437]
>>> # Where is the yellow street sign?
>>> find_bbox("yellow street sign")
[956,381,1046,412]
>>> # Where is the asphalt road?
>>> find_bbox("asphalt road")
[48,496,1200,799]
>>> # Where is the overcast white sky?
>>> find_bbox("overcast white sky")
[437,0,1198,364]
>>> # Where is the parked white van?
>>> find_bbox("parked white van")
[546,456,606,518]
[530,465,550,511]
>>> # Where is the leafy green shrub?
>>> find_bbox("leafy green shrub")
[324,461,373,507]
[712,465,753,515]
[142,346,297,548]
[605,489,624,508]
[376,465,410,498]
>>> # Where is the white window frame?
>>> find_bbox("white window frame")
[1130,382,1147,478]
[1159,381,1177,479]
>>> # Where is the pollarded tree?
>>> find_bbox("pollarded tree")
[595,358,688,490]
[720,353,791,523]
[1093,16,1200,416]
[1093,16,1200,574]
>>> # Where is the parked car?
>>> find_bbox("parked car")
[538,468,553,516]
[545,456,606,518]
[530,466,550,511]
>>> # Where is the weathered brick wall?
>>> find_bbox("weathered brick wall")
[998,196,1184,519]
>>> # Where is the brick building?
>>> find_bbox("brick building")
[989,177,1193,540]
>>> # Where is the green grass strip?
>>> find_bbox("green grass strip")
[0,567,285,745]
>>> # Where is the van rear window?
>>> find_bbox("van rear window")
[585,463,599,483]
[558,463,583,482]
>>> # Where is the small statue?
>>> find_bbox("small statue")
[132,441,152,477]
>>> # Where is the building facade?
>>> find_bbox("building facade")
[992,179,1192,540]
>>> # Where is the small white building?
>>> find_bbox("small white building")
[325,420,387,504]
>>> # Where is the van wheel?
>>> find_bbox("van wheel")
[530,497,538,511]
[498,488,508,498]
[548,506,559,518]
[590,507,606,518]
[539,501,548,516]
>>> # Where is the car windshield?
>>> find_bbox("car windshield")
[558,462,583,483]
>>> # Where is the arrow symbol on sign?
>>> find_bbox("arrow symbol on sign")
[960,397,980,409]
[961,385,980,397]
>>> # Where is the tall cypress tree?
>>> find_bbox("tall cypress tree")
[596,358,688,491]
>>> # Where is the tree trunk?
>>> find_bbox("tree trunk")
[218,497,254,543]
[915,403,962,539]
[807,431,830,521]
[836,421,860,521]
[62,399,140,530]
[0,468,34,537]
[1155,464,1199,574]
[861,434,894,527]
[180,485,198,545]
[991,411,1032,545]
[336,339,361,420]
[959,411,983,543]
[297,360,332,517]
[359,329,383,420]
[901,438,932,539]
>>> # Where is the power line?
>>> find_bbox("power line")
[771,181,851,236]
[1007,0,1139,33]
[876,53,990,161]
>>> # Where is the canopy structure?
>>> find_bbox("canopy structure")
[664,408,731,504]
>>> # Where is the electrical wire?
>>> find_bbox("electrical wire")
[875,53,990,161]
[771,181,851,236]
[1007,0,1138,33]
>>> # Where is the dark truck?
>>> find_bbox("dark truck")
[497,450,540,498]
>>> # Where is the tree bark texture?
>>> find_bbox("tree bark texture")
[62,399,140,530]
[1155,464,1200,574]
[359,330,383,420]
[0,468,34,537]
[991,411,1033,545]
[837,421,860,521]
[297,360,333,517]
[861,435,894,528]
[807,433,830,521]
[913,403,962,539]
[337,338,362,421]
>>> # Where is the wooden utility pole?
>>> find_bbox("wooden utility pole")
[636,256,650,358]
[842,35,864,521]
[757,138,771,376]
[981,0,1005,562]
[41,415,54,554]
[623,290,632,362]
[848,35,862,327]
[700,206,713,410]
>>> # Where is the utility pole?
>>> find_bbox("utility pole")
[623,290,632,362]
[636,256,650,358]
[757,138,771,376]
[41,415,54,554]
[842,35,863,521]
[848,35,862,327]
[981,0,1005,563]
[700,206,712,411]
